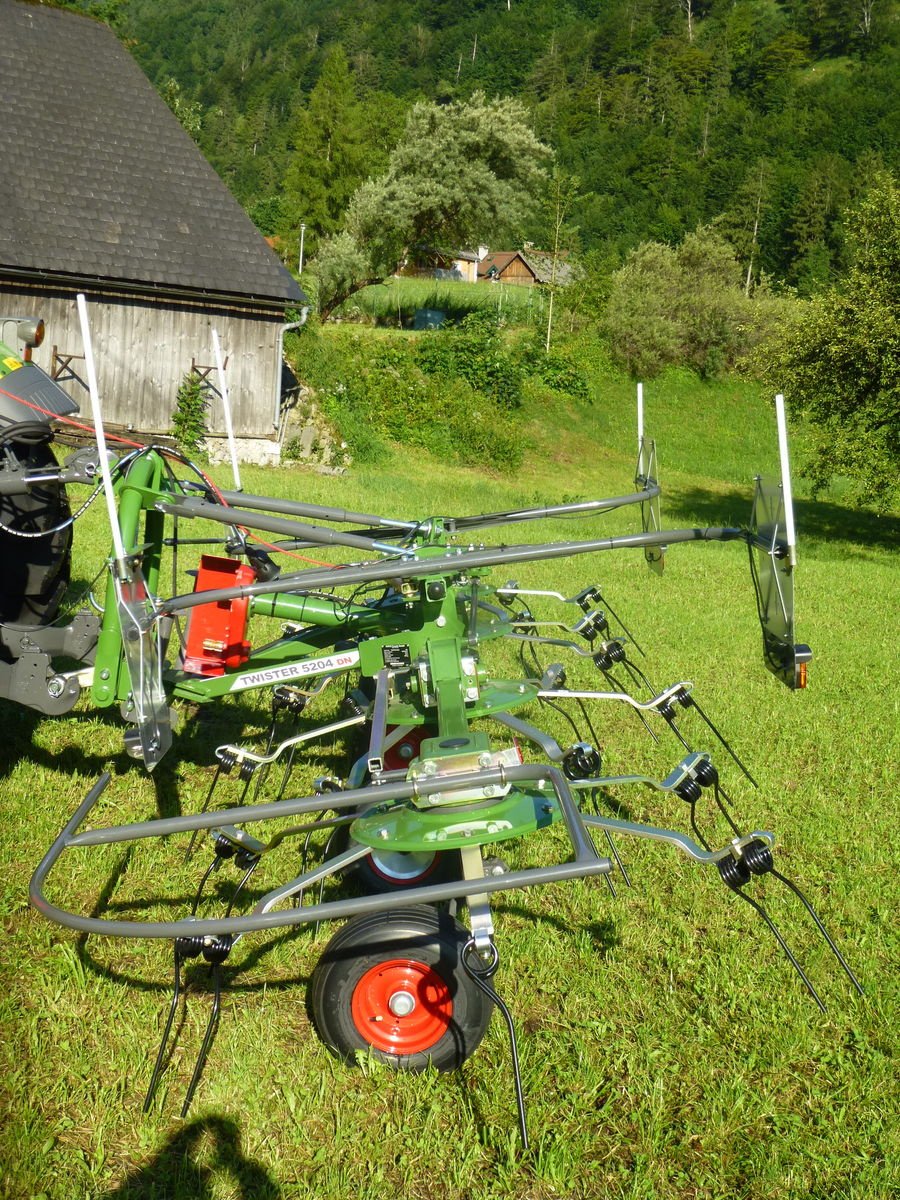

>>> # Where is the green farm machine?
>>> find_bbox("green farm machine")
[0,310,858,1142]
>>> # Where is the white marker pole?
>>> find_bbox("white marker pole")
[76,293,128,575]
[211,328,241,492]
[775,393,797,567]
[637,381,645,474]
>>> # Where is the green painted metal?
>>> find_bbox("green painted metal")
[351,787,559,852]
[92,451,169,708]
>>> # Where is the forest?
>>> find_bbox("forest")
[70,0,900,293]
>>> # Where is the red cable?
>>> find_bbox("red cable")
[1,383,338,568]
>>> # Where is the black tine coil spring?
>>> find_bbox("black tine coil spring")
[202,935,234,965]
[743,837,774,876]
[694,759,718,788]
[238,758,257,783]
[676,778,702,803]
[175,935,205,958]
[607,639,626,662]
[218,749,238,775]
[676,687,694,709]
[718,853,752,890]
[563,743,602,780]
[213,834,237,860]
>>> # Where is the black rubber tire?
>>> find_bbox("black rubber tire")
[308,905,492,1072]
[0,438,72,627]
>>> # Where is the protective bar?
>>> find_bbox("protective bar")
[159,526,751,617]
[30,764,611,940]
[216,491,417,531]
[157,497,404,556]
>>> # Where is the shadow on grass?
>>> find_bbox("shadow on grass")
[99,1115,280,1199]
[663,486,900,555]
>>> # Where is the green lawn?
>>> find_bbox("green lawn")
[0,380,897,1199]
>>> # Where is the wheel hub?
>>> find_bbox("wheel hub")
[350,958,453,1054]
[387,989,416,1017]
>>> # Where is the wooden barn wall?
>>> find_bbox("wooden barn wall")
[0,283,284,438]
[497,260,536,285]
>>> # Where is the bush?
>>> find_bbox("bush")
[605,226,788,379]
[171,372,208,457]
[416,311,524,409]
[515,335,591,402]
[294,327,524,470]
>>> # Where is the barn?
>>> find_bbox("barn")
[0,0,305,457]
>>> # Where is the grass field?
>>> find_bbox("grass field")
[0,374,897,1199]
[332,275,543,327]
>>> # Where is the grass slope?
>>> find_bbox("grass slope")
[0,377,897,1199]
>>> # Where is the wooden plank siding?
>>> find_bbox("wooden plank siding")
[494,259,537,285]
[0,281,283,439]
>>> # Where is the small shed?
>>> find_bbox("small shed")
[0,0,305,451]
[478,249,577,287]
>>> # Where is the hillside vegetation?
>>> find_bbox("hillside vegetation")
[84,0,900,292]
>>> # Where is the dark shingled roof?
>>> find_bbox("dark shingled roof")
[0,0,302,305]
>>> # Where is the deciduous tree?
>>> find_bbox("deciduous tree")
[312,93,553,317]
[767,171,900,507]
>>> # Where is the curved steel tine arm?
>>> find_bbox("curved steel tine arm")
[511,620,598,635]
[729,888,827,1013]
[496,586,569,603]
[582,813,775,866]
[215,713,367,771]
[537,682,694,714]
[253,843,372,915]
[770,868,865,995]
[508,633,596,657]
[491,712,566,761]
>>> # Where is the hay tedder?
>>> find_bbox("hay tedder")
[1,308,860,1144]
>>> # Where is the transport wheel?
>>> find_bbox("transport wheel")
[309,905,492,1071]
[0,434,72,627]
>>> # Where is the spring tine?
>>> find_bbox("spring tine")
[714,784,743,839]
[689,699,758,787]
[276,741,300,802]
[143,947,183,1112]
[663,713,693,753]
[731,888,827,1013]
[770,868,865,996]
[184,763,224,862]
[603,828,631,888]
[190,856,222,917]
[620,658,650,693]
[180,962,223,1119]
[688,803,711,852]
[462,942,529,1152]
[622,657,656,694]
[595,590,645,657]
